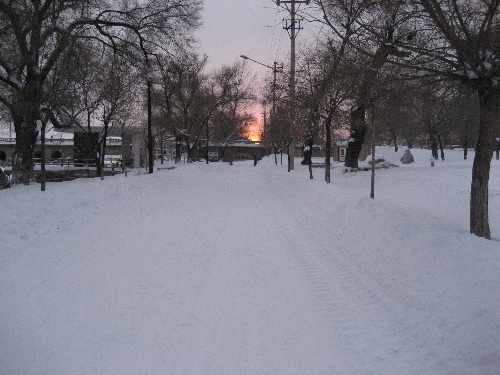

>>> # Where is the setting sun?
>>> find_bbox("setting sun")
[248,133,261,142]
[245,111,262,142]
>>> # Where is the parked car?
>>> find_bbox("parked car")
[0,166,12,189]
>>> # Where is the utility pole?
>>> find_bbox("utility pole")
[240,55,282,149]
[270,61,283,150]
[276,0,309,171]
[271,61,282,126]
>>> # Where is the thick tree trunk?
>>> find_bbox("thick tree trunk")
[12,122,38,184]
[301,146,311,165]
[12,88,39,184]
[301,133,313,166]
[302,132,313,179]
[345,102,367,168]
[344,43,396,168]
[469,89,499,239]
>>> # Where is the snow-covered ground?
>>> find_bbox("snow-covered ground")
[1,147,499,374]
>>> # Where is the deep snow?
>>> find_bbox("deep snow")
[1,147,499,374]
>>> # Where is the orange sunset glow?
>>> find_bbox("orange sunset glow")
[248,131,261,142]
[245,115,262,142]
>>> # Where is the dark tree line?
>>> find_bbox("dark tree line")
[0,0,202,183]
[153,53,256,163]
[265,0,498,239]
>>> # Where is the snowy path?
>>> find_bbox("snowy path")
[1,155,499,374]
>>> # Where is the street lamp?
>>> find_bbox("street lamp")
[147,77,153,173]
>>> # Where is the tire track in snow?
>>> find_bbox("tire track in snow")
[263,173,451,373]
[161,164,343,373]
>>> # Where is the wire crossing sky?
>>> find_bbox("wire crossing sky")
[195,0,324,84]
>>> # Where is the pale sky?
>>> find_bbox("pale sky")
[194,0,323,137]
[195,0,323,85]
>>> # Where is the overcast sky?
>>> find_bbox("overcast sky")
[193,0,323,137]
[194,0,323,85]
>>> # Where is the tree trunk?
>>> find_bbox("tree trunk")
[175,134,181,163]
[186,139,194,162]
[370,141,376,199]
[301,132,313,167]
[469,89,499,239]
[95,139,102,178]
[287,142,291,172]
[160,137,164,164]
[302,132,313,179]
[370,108,376,199]
[12,89,39,184]
[406,137,413,149]
[301,145,311,165]
[430,130,439,160]
[462,137,469,160]
[437,133,445,161]
[40,120,47,191]
[100,133,108,181]
[220,145,225,161]
[12,121,38,185]
[325,117,331,184]
[344,43,396,168]
[345,102,367,168]
[392,132,398,152]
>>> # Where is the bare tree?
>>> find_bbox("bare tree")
[311,1,411,168]
[449,89,480,159]
[96,54,137,178]
[261,65,289,165]
[297,36,354,182]
[397,0,499,238]
[209,62,257,150]
[0,0,202,183]
[159,52,210,162]
[313,0,499,239]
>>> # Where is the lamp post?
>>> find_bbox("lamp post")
[240,55,282,147]
[240,56,282,128]
[147,78,154,173]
